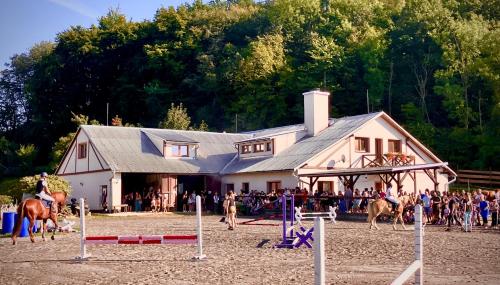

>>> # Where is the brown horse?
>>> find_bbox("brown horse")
[367,195,411,230]
[11,192,66,245]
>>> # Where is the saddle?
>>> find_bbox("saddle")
[385,198,398,211]
[35,196,55,212]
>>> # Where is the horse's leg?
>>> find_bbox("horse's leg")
[399,212,406,230]
[50,215,59,240]
[28,217,35,243]
[42,219,47,241]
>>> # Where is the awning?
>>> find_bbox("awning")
[297,162,449,178]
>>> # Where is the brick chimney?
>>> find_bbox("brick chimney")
[303,89,330,136]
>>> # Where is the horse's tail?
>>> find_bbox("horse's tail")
[11,200,26,240]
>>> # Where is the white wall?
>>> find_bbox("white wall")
[298,116,450,193]
[61,171,114,210]
[221,171,298,194]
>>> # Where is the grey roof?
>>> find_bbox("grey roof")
[220,112,381,174]
[81,125,250,174]
[241,123,306,138]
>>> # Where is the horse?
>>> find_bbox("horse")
[11,192,66,245]
[367,195,411,230]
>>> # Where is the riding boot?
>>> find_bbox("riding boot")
[50,202,57,213]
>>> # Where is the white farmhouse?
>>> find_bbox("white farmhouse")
[56,89,455,210]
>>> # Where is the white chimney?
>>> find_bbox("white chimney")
[303,89,330,136]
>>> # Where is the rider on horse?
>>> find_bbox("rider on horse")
[35,172,56,212]
[385,184,399,211]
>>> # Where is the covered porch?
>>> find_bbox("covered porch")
[298,162,454,194]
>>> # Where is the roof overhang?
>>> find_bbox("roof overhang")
[297,162,449,178]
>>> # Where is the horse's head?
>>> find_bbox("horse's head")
[400,195,412,206]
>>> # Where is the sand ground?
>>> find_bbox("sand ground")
[0,213,499,285]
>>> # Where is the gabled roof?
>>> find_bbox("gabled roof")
[79,125,250,174]
[220,112,381,174]
[66,111,454,176]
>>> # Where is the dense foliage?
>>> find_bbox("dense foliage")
[0,0,498,175]
[0,175,72,202]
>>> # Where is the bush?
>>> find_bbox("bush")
[0,194,13,205]
[0,175,72,202]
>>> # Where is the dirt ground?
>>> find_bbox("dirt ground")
[0,213,499,285]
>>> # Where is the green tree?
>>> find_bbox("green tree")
[159,103,192,130]
[15,144,37,175]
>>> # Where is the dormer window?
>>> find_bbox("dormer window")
[171,145,189,157]
[241,145,251,154]
[254,143,265,153]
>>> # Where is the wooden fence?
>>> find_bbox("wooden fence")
[457,170,500,186]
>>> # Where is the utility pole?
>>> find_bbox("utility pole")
[106,103,109,126]
[235,114,238,133]
[478,91,483,133]
[366,89,369,113]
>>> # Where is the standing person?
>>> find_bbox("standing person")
[430,191,441,224]
[344,187,353,213]
[227,191,237,230]
[479,195,490,227]
[489,198,498,229]
[463,193,473,232]
[182,192,188,212]
[134,192,142,212]
[213,192,220,214]
[222,194,229,221]
[188,192,196,212]
[422,190,431,223]
[446,193,462,231]
[206,190,214,213]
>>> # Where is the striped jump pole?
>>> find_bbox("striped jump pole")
[76,196,206,260]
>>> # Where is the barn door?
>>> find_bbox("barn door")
[162,175,177,211]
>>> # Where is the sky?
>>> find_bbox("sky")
[0,0,191,69]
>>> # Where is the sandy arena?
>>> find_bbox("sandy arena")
[0,213,499,284]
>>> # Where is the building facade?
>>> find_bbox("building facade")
[57,90,455,210]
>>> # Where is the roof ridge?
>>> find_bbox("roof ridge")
[81,125,251,136]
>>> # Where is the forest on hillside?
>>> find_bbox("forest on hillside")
[0,0,499,177]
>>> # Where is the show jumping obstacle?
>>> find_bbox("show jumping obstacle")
[76,196,206,260]
[294,206,337,226]
[275,195,337,249]
[312,205,424,285]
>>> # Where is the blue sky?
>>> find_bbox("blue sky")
[0,0,191,69]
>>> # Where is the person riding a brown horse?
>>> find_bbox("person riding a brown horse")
[11,173,66,245]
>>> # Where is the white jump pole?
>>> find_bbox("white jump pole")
[415,204,423,285]
[314,217,325,285]
[193,195,206,260]
[77,198,90,260]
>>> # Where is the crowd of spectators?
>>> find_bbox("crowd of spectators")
[222,187,500,230]
[124,184,499,230]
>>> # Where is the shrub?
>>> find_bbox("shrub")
[0,175,72,202]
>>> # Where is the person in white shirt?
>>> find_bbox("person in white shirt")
[385,184,399,211]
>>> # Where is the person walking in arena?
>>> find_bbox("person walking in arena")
[226,191,237,230]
